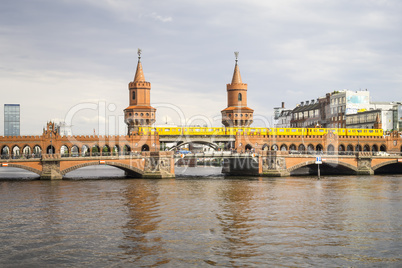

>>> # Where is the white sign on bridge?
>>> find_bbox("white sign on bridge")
[315,156,322,164]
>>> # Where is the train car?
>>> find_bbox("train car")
[268,128,306,136]
[347,128,383,137]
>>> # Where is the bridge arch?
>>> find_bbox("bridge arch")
[0,164,42,176]
[262,144,269,151]
[372,144,378,152]
[271,144,278,151]
[347,144,354,153]
[22,145,32,156]
[71,145,80,156]
[1,145,10,157]
[380,144,386,152]
[372,160,402,174]
[91,145,100,156]
[102,145,111,156]
[363,144,370,152]
[307,144,314,153]
[355,144,362,152]
[287,160,358,174]
[141,144,150,151]
[316,144,323,152]
[298,144,305,153]
[82,145,90,156]
[46,145,55,154]
[338,144,345,153]
[245,144,253,151]
[123,145,131,155]
[327,144,335,154]
[12,145,20,157]
[61,161,144,177]
[289,144,297,151]
[280,144,287,151]
[61,145,69,156]
[168,141,220,151]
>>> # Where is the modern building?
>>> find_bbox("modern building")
[221,53,254,127]
[345,109,393,130]
[393,104,402,131]
[4,104,20,136]
[56,122,72,136]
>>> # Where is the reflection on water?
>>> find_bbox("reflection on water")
[0,167,401,267]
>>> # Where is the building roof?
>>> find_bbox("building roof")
[292,102,320,113]
[133,58,146,82]
[231,62,242,84]
[221,106,254,112]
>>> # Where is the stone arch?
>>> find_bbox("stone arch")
[22,145,32,157]
[82,145,90,156]
[123,145,131,155]
[289,144,297,151]
[298,144,306,153]
[355,144,362,152]
[12,145,20,158]
[102,145,111,156]
[71,145,80,157]
[60,145,69,157]
[363,144,370,152]
[168,141,219,152]
[91,145,100,156]
[338,144,345,153]
[0,163,41,175]
[1,145,10,158]
[347,144,354,153]
[245,144,253,151]
[141,144,150,151]
[307,144,314,153]
[46,145,55,154]
[372,160,402,171]
[262,144,269,151]
[316,144,323,152]
[380,144,386,152]
[327,144,335,155]
[280,144,288,151]
[33,145,42,156]
[271,144,278,151]
[287,160,358,174]
[113,145,120,155]
[61,161,144,177]
[372,144,378,152]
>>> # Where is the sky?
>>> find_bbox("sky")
[1,0,401,135]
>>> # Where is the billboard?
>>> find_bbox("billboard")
[345,93,369,115]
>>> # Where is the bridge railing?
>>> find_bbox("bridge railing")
[0,154,42,160]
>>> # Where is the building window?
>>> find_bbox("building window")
[132,91,136,100]
[238,93,242,101]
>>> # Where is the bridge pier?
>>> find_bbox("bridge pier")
[40,159,63,180]
[356,153,374,175]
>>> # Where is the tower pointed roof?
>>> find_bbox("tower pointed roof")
[133,49,145,82]
[231,52,242,84]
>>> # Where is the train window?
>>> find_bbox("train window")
[208,129,213,131]
[279,129,284,132]
[165,129,170,132]
[369,130,373,133]
[195,129,200,132]
[319,129,324,132]
[291,129,297,132]
[250,129,255,132]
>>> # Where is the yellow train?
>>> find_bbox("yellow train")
[139,127,383,137]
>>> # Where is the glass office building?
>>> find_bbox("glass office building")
[4,104,20,136]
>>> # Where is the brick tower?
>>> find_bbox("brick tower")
[124,49,156,135]
[221,52,254,127]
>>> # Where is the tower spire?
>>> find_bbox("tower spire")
[231,51,242,84]
[133,48,145,82]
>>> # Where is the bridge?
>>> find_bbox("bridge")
[1,51,402,179]
[0,151,174,179]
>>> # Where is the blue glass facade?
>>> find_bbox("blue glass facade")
[4,104,20,136]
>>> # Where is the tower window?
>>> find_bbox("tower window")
[132,91,136,100]
[238,93,242,101]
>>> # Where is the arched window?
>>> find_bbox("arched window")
[238,93,242,101]
[132,91,136,100]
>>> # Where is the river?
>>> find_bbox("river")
[0,166,401,267]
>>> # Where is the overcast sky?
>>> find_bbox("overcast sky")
[1,0,401,135]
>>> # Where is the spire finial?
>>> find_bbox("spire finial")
[234,51,239,64]
[137,48,142,61]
